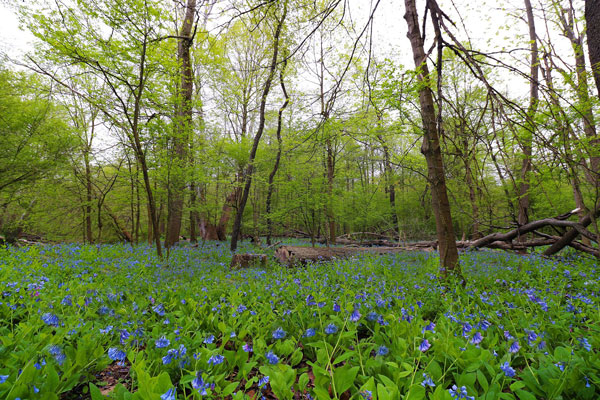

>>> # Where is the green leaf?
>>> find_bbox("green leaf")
[90,383,105,400]
[333,365,359,394]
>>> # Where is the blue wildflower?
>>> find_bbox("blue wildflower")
[422,321,435,333]
[509,341,520,353]
[108,348,126,361]
[449,385,474,400]
[500,361,516,377]
[155,336,170,348]
[243,343,253,352]
[470,332,483,345]
[258,375,269,389]
[324,324,338,335]
[333,303,341,312]
[377,345,389,356]
[48,345,66,366]
[42,313,60,327]
[360,390,373,400]
[580,338,592,351]
[272,327,286,340]
[153,304,166,316]
[266,351,279,364]
[0,375,8,384]
[203,335,214,344]
[350,308,361,322]
[160,388,176,400]
[419,339,431,352]
[208,354,224,366]
[421,373,435,388]
[304,328,316,337]
[192,372,211,395]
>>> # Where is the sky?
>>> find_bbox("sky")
[0,0,527,64]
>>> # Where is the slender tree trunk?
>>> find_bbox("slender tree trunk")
[165,0,197,248]
[84,149,93,243]
[517,0,538,244]
[230,4,287,252]
[404,0,459,276]
[378,134,398,231]
[325,137,336,245]
[266,59,289,245]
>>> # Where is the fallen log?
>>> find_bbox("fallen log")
[274,245,422,265]
[230,253,267,269]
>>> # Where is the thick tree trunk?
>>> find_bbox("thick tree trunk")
[165,0,197,248]
[403,0,460,276]
[266,60,289,245]
[230,4,287,252]
[586,0,600,98]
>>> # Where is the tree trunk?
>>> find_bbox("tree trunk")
[378,135,398,231]
[266,59,289,245]
[325,136,336,245]
[586,0,600,98]
[517,0,538,244]
[84,149,93,243]
[230,4,287,252]
[165,0,197,248]
[403,0,460,276]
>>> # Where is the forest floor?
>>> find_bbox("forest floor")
[0,241,598,399]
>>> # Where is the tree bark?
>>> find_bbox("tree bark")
[403,0,460,276]
[266,59,289,245]
[165,0,197,248]
[586,0,600,98]
[230,4,287,252]
[517,0,538,244]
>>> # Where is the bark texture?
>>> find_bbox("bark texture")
[403,0,460,275]
[165,0,197,248]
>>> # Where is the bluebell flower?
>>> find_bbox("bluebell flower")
[526,330,537,345]
[243,343,253,352]
[208,354,224,365]
[333,303,341,312]
[61,295,72,306]
[377,345,389,356]
[350,308,361,322]
[421,373,435,387]
[367,312,379,321]
[419,339,431,352]
[42,313,60,327]
[100,325,113,334]
[359,390,373,399]
[203,335,214,344]
[258,375,269,389]
[500,361,516,377]
[48,345,66,366]
[555,362,564,371]
[108,348,126,361]
[509,341,520,353]
[449,385,474,400]
[153,304,166,316]
[325,324,338,335]
[470,332,483,345]
[155,336,170,348]
[580,338,592,351]
[0,375,8,384]
[585,376,590,388]
[504,331,513,340]
[304,328,316,337]
[160,388,176,400]
[422,321,435,334]
[272,327,286,340]
[266,351,279,364]
[192,372,211,395]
